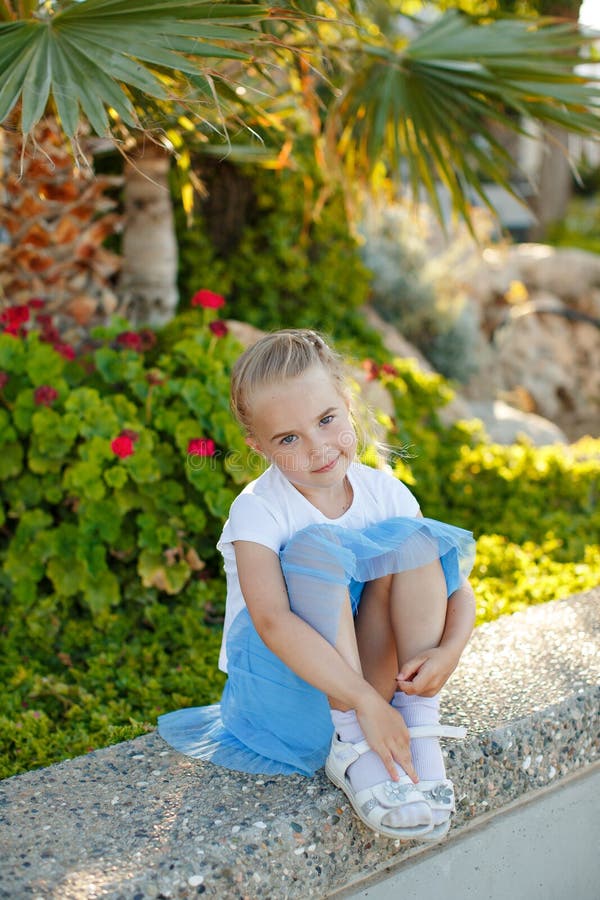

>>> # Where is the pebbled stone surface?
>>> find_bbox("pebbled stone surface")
[1,589,599,900]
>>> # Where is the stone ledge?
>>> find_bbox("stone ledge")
[1,588,599,900]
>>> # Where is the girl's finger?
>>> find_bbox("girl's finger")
[381,750,400,782]
[396,655,425,682]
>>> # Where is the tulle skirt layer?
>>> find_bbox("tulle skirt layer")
[157,516,476,776]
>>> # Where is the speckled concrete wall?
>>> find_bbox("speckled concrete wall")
[1,589,599,899]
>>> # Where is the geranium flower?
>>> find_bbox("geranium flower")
[1,305,30,328]
[116,331,144,352]
[209,320,228,338]
[111,434,135,459]
[120,428,139,443]
[138,329,157,351]
[187,438,216,457]
[34,385,59,407]
[191,289,225,309]
[54,343,76,360]
[362,359,380,382]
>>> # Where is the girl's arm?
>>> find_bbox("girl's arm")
[396,579,476,697]
[234,539,418,783]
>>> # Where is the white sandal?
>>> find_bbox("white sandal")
[325,733,434,839]
[325,724,466,841]
[408,724,466,838]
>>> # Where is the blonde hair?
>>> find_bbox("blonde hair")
[231,329,350,435]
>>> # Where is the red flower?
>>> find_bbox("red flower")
[120,428,139,443]
[191,289,225,309]
[34,385,59,407]
[1,305,30,328]
[27,298,45,310]
[0,372,9,390]
[54,343,76,360]
[3,326,20,338]
[209,320,228,338]
[362,359,380,382]
[111,434,135,459]
[381,363,398,377]
[188,438,216,457]
[35,314,61,345]
[116,331,144,352]
[139,329,157,351]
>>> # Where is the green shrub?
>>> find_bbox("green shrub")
[175,164,379,355]
[382,359,600,617]
[0,299,258,776]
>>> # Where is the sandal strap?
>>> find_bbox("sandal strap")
[417,778,456,812]
[408,724,466,740]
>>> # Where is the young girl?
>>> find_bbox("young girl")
[159,329,476,842]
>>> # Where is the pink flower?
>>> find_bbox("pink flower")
[34,385,59,406]
[116,331,144,352]
[111,434,135,459]
[54,343,76,360]
[191,289,225,309]
[381,363,398,377]
[188,438,216,457]
[209,320,228,338]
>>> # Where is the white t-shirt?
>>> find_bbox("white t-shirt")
[216,461,420,672]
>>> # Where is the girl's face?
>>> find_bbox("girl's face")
[246,364,357,496]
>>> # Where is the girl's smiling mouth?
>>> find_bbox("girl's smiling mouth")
[312,456,339,474]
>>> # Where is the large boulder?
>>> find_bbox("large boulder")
[462,245,600,440]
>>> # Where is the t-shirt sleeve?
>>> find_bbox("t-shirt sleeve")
[219,492,282,554]
[378,468,421,518]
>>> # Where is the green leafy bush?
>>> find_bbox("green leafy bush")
[175,164,378,354]
[381,359,600,622]
[1,311,598,778]
[0,299,259,777]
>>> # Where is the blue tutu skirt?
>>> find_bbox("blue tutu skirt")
[158,516,476,776]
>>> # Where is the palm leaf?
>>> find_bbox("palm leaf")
[331,11,600,226]
[0,0,270,137]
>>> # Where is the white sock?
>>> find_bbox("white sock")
[330,708,431,829]
[392,692,448,825]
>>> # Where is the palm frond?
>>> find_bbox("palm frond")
[331,11,600,226]
[0,0,270,137]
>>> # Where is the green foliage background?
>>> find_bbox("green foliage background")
[175,165,381,355]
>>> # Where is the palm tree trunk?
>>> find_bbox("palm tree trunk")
[117,145,178,326]
[528,0,583,239]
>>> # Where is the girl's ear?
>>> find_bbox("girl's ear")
[245,435,263,455]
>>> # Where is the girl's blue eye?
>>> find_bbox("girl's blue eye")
[281,435,296,445]
[320,415,334,426]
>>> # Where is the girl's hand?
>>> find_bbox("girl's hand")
[355,693,418,783]
[396,646,460,697]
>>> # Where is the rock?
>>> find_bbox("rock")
[468,401,567,446]
[361,308,434,371]
[223,320,266,348]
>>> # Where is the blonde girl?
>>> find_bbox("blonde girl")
[159,329,476,841]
